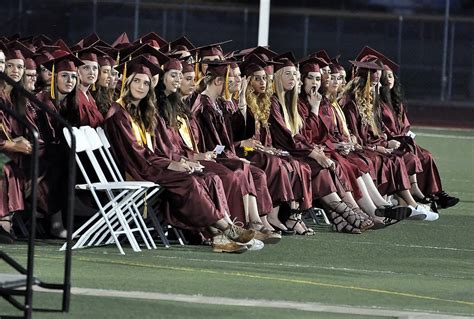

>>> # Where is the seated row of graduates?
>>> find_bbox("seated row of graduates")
[0,32,458,251]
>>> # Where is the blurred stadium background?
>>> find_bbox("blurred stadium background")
[1,0,473,122]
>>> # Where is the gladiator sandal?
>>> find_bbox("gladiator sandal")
[328,201,370,232]
[328,210,362,234]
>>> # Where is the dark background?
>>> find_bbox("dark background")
[1,0,474,108]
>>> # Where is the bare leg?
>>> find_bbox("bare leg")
[410,175,425,200]
[247,195,263,224]
[50,211,67,237]
[266,206,288,231]
[361,173,391,207]
[355,177,378,215]
[242,194,250,223]
[398,190,418,207]
[290,201,299,210]
[260,215,275,231]
[0,215,12,233]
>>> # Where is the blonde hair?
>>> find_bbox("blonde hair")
[246,76,273,129]
[273,67,302,136]
[350,72,380,137]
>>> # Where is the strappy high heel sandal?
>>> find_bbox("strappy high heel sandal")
[285,213,315,236]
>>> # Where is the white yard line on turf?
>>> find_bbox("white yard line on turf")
[35,286,473,319]
[415,132,474,140]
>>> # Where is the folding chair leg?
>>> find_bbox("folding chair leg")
[148,210,170,248]
[315,208,331,225]
[12,213,29,238]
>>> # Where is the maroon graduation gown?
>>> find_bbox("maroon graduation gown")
[342,96,411,195]
[267,95,345,199]
[0,99,24,216]
[0,95,42,216]
[380,101,442,194]
[192,94,273,215]
[73,89,104,128]
[153,113,249,223]
[222,99,296,208]
[232,100,313,210]
[104,103,227,230]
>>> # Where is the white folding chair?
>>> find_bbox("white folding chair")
[95,127,186,246]
[79,126,159,249]
[61,127,154,254]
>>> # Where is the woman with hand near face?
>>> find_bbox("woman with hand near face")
[268,53,373,234]
[191,61,284,239]
[152,58,278,245]
[303,59,410,226]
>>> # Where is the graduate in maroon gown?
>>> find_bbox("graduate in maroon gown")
[234,55,314,235]
[376,50,459,209]
[62,46,105,128]
[0,41,60,242]
[37,50,87,238]
[268,53,373,234]
[104,55,255,253]
[1,42,30,242]
[151,56,280,243]
[299,57,411,225]
[190,60,278,233]
[92,54,116,116]
[341,55,438,221]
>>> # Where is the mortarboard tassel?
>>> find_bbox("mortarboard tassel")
[224,65,230,100]
[194,52,200,82]
[120,62,127,98]
[364,71,371,101]
[50,64,55,99]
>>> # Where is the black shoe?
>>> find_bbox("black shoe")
[434,191,459,209]
[375,206,412,220]
[0,226,14,244]
[417,196,433,205]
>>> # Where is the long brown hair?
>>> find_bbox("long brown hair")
[120,72,157,132]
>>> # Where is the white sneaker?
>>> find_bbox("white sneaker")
[416,203,439,221]
[245,239,264,251]
[408,205,439,221]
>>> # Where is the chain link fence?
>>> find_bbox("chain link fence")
[1,0,473,103]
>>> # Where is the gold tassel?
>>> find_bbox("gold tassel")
[364,71,371,100]
[92,82,96,91]
[194,52,200,81]
[142,190,148,219]
[50,64,55,99]
[224,65,230,100]
[120,62,127,98]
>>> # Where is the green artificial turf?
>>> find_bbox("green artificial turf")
[1,127,473,318]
